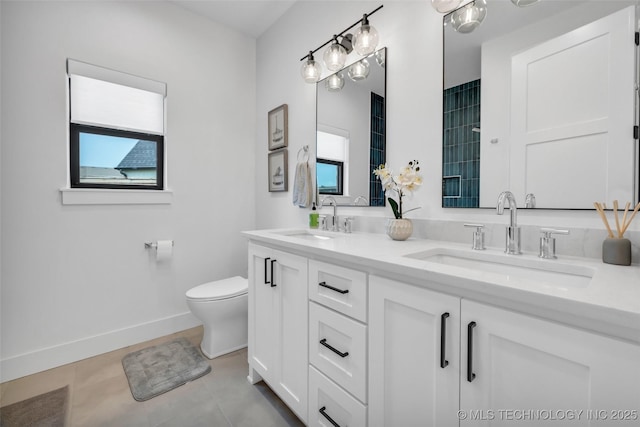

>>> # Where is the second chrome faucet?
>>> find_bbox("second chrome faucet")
[496,191,522,255]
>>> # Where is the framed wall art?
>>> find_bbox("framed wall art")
[268,104,288,150]
[268,149,288,192]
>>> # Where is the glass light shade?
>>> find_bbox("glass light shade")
[325,73,345,92]
[375,49,385,68]
[300,57,322,83]
[353,24,379,56]
[511,0,539,6]
[450,0,487,34]
[431,0,462,13]
[323,42,348,71]
[348,59,370,81]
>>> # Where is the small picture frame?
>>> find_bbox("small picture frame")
[268,104,288,150]
[268,149,288,192]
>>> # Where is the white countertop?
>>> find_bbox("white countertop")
[243,228,640,344]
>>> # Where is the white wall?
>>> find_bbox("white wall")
[0,1,256,381]
[256,0,640,232]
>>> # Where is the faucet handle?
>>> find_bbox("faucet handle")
[343,217,354,233]
[539,228,569,259]
[319,215,328,231]
[464,223,486,250]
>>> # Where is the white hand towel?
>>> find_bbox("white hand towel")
[293,161,312,207]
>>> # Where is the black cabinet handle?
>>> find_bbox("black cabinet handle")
[467,321,477,382]
[264,258,271,284]
[440,312,450,369]
[319,281,349,294]
[270,259,277,287]
[319,338,349,358]
[319,406,341,427]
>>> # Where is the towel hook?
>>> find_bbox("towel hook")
[297,145,310,162]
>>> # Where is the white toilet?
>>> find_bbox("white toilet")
[186,276,248,359]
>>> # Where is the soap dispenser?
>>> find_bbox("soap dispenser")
[309,202,319,229]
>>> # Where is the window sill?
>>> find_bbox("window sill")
[60,188,173,205]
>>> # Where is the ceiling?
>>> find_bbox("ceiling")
[171,1,298,38]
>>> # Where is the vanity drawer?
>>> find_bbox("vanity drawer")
[309,302,367,402]
[309,260,367,322]
[309,365,366,427]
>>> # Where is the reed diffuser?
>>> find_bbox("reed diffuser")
[594,200,639,265]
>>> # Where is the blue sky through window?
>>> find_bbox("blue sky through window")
[79,132,138,168]
[317,162,338,189]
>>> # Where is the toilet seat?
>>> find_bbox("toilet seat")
[186,276,248,302]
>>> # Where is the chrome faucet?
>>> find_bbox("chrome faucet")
[353,195,369,206]
[320,196,339,231]
[496,191,522,254]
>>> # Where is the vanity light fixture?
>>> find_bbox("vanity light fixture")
[450,0,487,33]
[375,49,386,68]
[353,13,380,55]
[300,51,322,83]
[323,36,350,71]
[348,59,370,81]
[431,0,462,13]
[511,0,539,6]
[325,73,345,92]
[300,5,383,84]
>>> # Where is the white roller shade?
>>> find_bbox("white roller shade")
[317,131,348,161]
[68,59,165,135]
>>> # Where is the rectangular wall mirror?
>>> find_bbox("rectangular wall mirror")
[316,47,386,207]
[442,0,639,209]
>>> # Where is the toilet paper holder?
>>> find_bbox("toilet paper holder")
[144,240,174,249]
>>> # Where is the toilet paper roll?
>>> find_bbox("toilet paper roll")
[156,240,173,262]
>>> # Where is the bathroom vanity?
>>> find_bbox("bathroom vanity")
[244,229,640,426]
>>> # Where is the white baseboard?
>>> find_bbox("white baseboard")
[1,312,201,382]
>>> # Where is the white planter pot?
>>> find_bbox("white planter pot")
[386,218,413,241]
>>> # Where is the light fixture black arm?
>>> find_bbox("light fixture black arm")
[299,4,384,61]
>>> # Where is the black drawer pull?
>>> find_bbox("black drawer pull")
[319,338,349,358]
[270,259,277,287]
[319,406,341,427]
[467,321,477,382]
[319,281,349,294]
[440,312,450,369]
[264,257,271,284]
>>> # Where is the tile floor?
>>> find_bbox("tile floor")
[0,327,304,427]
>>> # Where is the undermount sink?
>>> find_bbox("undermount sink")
[275,230,335,241]
[405,248,594,288]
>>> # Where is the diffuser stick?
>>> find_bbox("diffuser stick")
[620,202,640,236]
[621,202,630,235]
[613,200,621,238]
[593,202,614,238]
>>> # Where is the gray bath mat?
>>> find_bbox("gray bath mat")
[0,385,69,427]
[122,337,211,401]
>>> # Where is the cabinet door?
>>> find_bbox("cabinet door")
[248,244,308,423]
[461,300,640,425]
[369,275,461,427]
[274,249,309,423]
[248,243,278,382]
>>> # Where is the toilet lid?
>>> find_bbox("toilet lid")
[186,276,248,301]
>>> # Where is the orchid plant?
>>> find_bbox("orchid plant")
[373,160,422,219]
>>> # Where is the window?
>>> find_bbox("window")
[67,59,166,190]
[317,159,344,195]
[70,124,163,189]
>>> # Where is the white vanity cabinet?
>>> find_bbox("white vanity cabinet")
[247,243,308,423]
[244,230,640,427]
[369,274,640,426]
[368,275,461,427]
[460,299,640,424]
[308,260,368,427]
